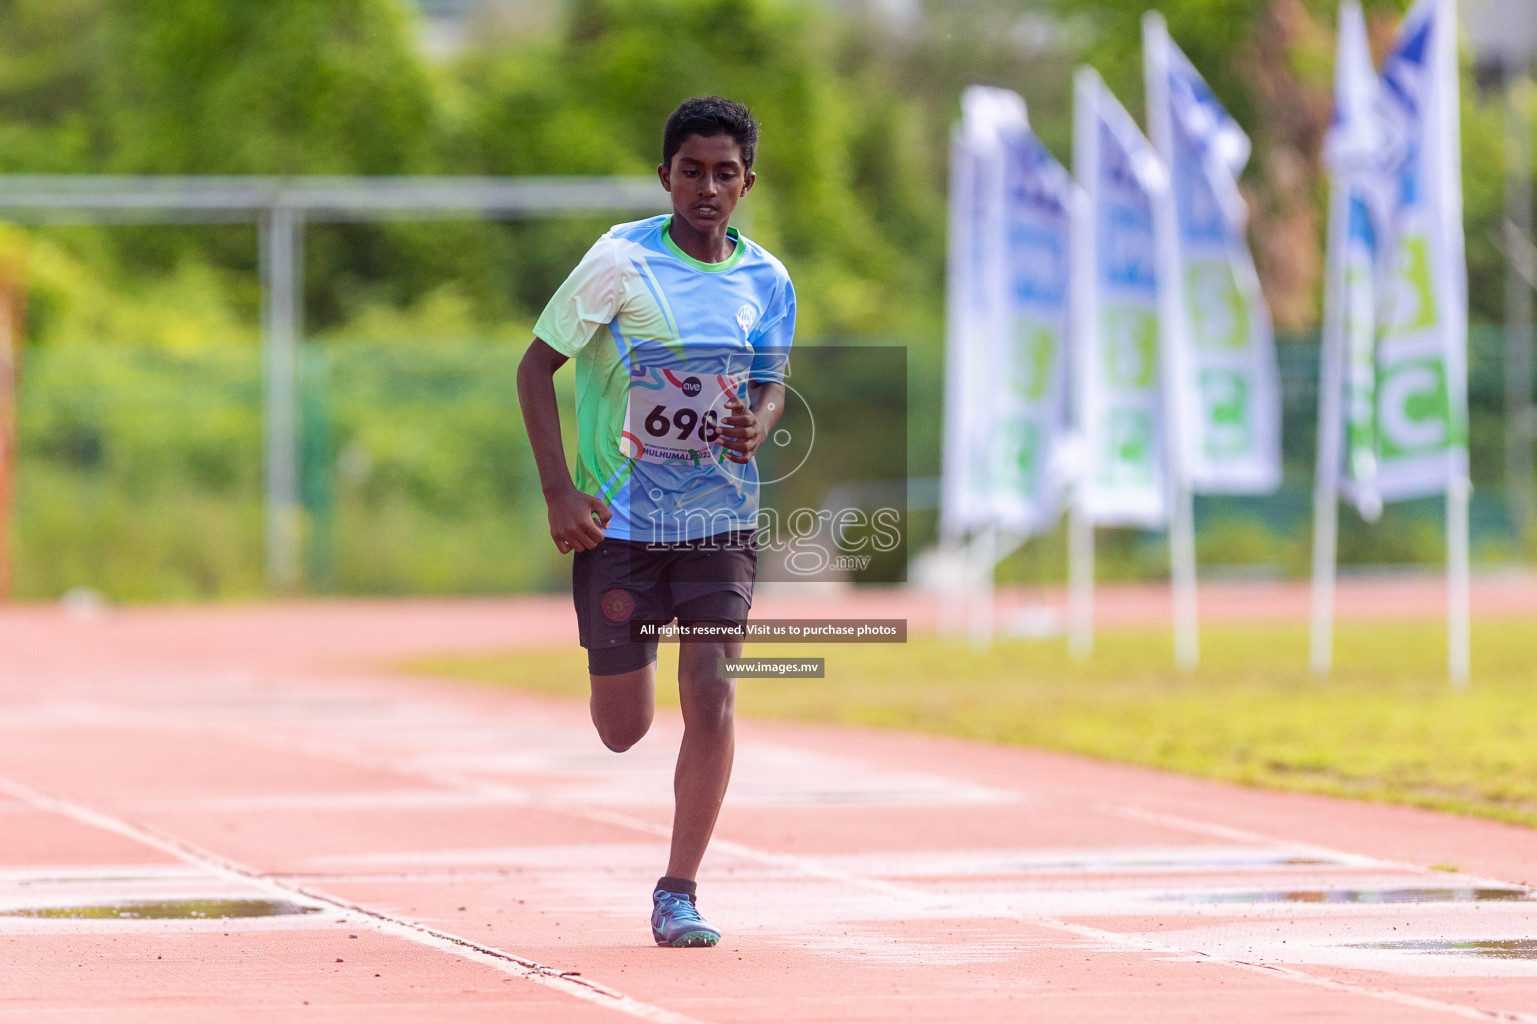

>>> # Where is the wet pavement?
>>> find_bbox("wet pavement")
[0,594,1535,1021]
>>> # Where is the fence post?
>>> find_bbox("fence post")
[0,237,27,602]
[300,343,335,592]
[1505,76,1537,555]
[261,207,304,592]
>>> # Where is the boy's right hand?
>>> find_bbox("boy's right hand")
[547,485,610,553]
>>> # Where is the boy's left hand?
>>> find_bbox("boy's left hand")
[715,396,763,464]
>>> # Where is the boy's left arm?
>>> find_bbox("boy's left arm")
[719,272,794,465]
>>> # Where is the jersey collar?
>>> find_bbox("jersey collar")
[661,216,744,273]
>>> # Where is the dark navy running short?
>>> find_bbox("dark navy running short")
[572,532,756,676]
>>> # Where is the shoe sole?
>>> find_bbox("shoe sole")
[656,929,720,948]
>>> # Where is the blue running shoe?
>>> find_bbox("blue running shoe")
[651,889,720,947]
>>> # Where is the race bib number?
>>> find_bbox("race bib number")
[620,366,746,466]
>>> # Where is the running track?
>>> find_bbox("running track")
[0,579,1536,1022]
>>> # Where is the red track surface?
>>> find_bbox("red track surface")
[1,581,1535,1022]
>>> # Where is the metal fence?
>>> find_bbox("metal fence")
[8,326,1534,601]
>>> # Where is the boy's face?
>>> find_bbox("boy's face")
[657,133,754,234]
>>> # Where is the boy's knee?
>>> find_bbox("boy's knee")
[593,711,652,753]
[680,673,735,730]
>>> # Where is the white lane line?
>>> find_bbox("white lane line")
[1102,803,1537,897]
[397,762,1537,1021]
[130,790,512,813]
[1032,916,1537,1024]
[0,773,712,1024]
[1099,804,1458,878]
[111,706,1537,1021]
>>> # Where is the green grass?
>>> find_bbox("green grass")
[406,619,1537,829]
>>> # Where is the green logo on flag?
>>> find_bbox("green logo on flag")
[1014,320,1056,401]
[1104,306,1157,390]
[1186,261,1249,351]
[1382,235,1438,338]
[1101,408,1155,487]
[1199,369,1252,457]
[1377,355,1455,458]
[1002,418,1042,498]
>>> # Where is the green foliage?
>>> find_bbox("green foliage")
[0,0,517,340]
[21,229,260,350]
[0,0,1518,337]
[450,0,939,338]
[10,340,569,600]
[96,0,438,175]
[6,320,1523,602]
[0,0,963,344]
[0,0,442,175]
[0,0,1530,599]
[12,344,265,600]
[414,618,1537,829]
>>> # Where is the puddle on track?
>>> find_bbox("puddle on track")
[1350,939,1537,960]
[1170,887,1533,905]
[0,898,323,920]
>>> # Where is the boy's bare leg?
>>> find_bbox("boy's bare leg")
[666,638,739,879]
[589,664,656,753]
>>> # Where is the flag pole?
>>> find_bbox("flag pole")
[1310,109,1353,677]
[1167,481,1200,671]
[1069,67,1099,662]
[1312,0,1375,678]
[0,237,25,603]
[1068,507,1094,661]
[1438,0,1471,687]
[1310,269,1345,677]
[939,124,972,640]
[968,526,997,651]
[1143,11,1200,672]
[1448,475,1471,686]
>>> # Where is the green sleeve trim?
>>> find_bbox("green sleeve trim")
[661,215,744,273]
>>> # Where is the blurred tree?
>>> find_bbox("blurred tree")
[1042,0,1508,331]
[1041,0,1345,331]
[0,0,103,174]
[0,0,1514,344]
[94,0,478,333]
[0,0,507,341]
[96,0,438,175]
[452,0,936,339]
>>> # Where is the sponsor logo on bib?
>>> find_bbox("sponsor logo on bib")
[621,366,743,466]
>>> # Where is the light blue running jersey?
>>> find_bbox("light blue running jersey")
[533,215,796,542]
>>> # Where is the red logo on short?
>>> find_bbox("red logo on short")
[601,588,635,622]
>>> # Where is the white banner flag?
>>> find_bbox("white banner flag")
[942,94,1003,538]
[1311,0,1470,683]
[995,107,1077,534]
[1370,0,1469,502]
[942,86,1074,538]
[1144,13,1282,495]
[1073,68,1175,527]
[1324,0,1397,520]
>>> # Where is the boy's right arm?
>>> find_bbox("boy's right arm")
[516,338,610,554]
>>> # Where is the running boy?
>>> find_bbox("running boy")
[516,96,794,948]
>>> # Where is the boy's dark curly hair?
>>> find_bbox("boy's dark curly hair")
[662,96,759,171]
